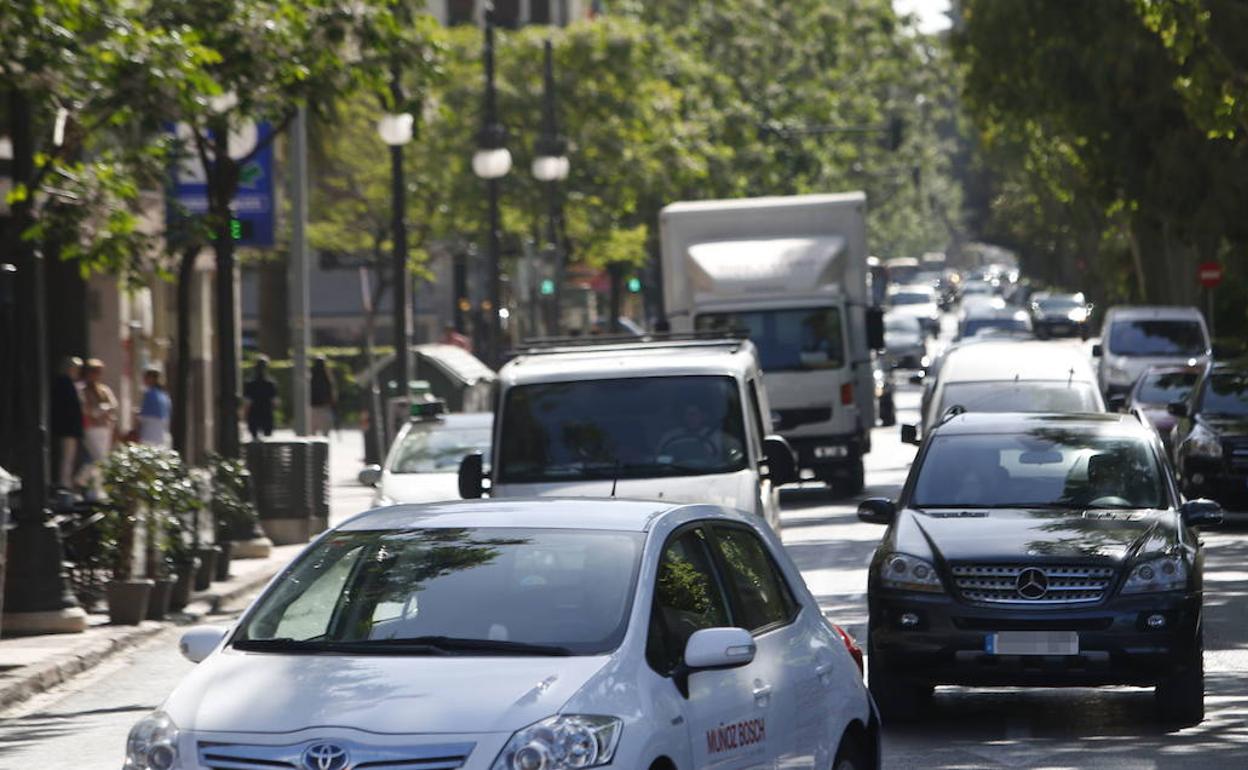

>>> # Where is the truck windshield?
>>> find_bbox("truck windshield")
[695,307,845,371]
[497,376,749,484]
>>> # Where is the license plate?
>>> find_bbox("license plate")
[1051,324,1071,334]
[985,631,1079,656]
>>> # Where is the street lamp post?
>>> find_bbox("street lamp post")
[531,40,570,337]
[378,72,415,405]
[472,5,512,367]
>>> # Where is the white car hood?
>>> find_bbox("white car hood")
[378,471,462,504]
[493,469,756,513]
[165,650,609,735]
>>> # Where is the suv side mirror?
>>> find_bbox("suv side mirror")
[1106,394,1127,413]
[900,424,920,445]
[1091,343,1103,357]
[673,627,756,698]
[762,435,798,486]
[180,626,228,663]
[857,497,896,525]
[1179,499,1222,528]
[358,464,382,487]
[1167,402,1189,418]
[867,305,886,352]
[458,452,486,499]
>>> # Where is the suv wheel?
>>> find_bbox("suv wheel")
[868,645,931,721]
[831,458,866,498]
[1155,632,1205,726]
[832,735,871,770]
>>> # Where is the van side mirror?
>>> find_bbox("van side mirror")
[1091,343,1103,357]
[762,435,798,486]
[857,498,896,525]
[1106,394,1127,413]
[1179,499,1222,528]
[358,464,382,487]
[900,424,919,445]
[1167,402,1189,418]
[180,626,228,663]
[673,627,756,698]
[458,452,486,499]
[867,306,886,352]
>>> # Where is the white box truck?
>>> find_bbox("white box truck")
[660,192,883,494]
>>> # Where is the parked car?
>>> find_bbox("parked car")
[861,412,1220,725]
[148,499,881,770]
[905,339,1105,441]
[459,338,799,528]
[883,313,928,369]
[1029,292,1092,339]
[887,284,941,337]
[362,411,493,506]
[1170,360,1248,505]
[1121,365,1201,452]
[1094,306,1211,399]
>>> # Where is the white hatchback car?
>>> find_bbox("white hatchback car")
[128,499,878,770]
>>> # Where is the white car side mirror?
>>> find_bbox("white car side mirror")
[684,627,756,670]
[180,626,229,663]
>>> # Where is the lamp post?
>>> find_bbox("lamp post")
[531,40,569,337]
[378,74,415,403]
[472,4,511,367]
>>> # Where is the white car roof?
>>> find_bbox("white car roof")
[1105,305,1205,322]
[339,498,701,533]
[501,340,758,386]
[942,340,1098,383]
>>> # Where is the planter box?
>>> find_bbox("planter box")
[108,580,154,626]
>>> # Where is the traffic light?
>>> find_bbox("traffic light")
[539,279,555,296]
[626,277,642,293]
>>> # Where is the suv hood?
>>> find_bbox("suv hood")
[898,508,1176,563]
[164,650,609,734]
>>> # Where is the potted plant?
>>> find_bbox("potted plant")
[209,454,261,581]
[100,445,158,625]
[164,474,201,612]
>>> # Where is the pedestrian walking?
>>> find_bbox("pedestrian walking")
[439,323,472,352]
[244,356,279,441]
[50,356,84,490]
[137,366,172,447]
[78,358,118,497]
[309,356,337,436]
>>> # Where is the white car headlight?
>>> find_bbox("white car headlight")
[491,715,622,770]
[125,711,179,770]
[1068,308,1088,322]
[880,554,944,593]
[1185,423,1223,459]
[1121,556,1188,594]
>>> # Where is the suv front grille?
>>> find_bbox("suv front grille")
[950,564,1115,606]
[1224,440,1248,472]
[198,740,472,770]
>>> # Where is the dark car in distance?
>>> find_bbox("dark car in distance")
[860,412,1220,726]
[1171,360,1248,505]
[1120,365,1201,452]
[1029,292,1092,340]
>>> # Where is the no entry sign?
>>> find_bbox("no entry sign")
[1199,262,1223,288]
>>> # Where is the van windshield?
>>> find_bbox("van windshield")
[695,307,844,371]
[1108,320,1207,357]
[497,376,749,484]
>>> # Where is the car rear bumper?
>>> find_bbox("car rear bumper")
[869,589,1201,687]
[1034,319,1086,337]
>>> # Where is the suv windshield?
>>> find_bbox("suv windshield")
[1200,371,1248,416]
[235,527,643,655]
[390,423,492,473]
[1108,320,1207,357]
[912,432,1166,510]
[938,381,1102,417]
[1137,371,1198,405]
[695,308,844,371]
[497,376,749,484]
[1036,297,1081,311]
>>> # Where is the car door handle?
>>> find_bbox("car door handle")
[752,683,773,704]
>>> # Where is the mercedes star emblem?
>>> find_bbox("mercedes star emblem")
[1015,568,1049,600]
[302,742,349,770]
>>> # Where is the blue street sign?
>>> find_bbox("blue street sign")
[168,121,276,248]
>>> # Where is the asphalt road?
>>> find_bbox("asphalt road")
[2,332,1247,769]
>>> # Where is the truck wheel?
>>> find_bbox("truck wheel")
[1156,633,1204,726]
[868,647,931,722]
[835,458,865,497]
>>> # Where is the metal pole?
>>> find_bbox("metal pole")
[484,13,503,366]
[540,41,564,336]
[288,106,310,435]
[391,69,412,395]
[212,125,241,457]
[1207,286,1216,340]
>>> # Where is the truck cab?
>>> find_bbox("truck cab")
[458,338,797,531]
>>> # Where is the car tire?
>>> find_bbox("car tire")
[1155,632,1205,726]
[832,734,872,770]
[868,646,931,722]
[831,458,866,498]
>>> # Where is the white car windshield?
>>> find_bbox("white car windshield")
[1108,320,1207,357]
[235,527,644,655]
[391,424,492,473]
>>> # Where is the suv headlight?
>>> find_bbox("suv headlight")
[491,715,622,770]
[880,554,944,593]
[1185,423,1223,459]
[1121,556,1188,594]
[125,711,179,770]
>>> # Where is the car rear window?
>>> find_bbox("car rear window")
[937,381,1103,417]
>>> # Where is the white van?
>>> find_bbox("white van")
[457,338,797,530]
[1094,306,1211,398]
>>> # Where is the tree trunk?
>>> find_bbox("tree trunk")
[173,245,197,456]
[210,128,242,458]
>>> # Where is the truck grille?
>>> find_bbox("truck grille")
[950,564,1115,606]
[1224,440,1248,472]
[198,740,472,770]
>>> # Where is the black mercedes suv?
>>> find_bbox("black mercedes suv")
[1170,360,1248,506]
[860,412,1221,725]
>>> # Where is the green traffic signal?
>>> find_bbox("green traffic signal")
[540,279,556,296]
[626,277,642,293]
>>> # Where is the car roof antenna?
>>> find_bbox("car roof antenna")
[610,459,621,498]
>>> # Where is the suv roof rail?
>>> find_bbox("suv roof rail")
[511,330,749,357]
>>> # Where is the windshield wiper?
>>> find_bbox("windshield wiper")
[232,637,452,656]
[391,636,574,656]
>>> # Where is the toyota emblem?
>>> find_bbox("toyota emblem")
[302,742,349,770]
[1015,568,1049,600]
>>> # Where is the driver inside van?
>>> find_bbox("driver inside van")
[657,400,744,466]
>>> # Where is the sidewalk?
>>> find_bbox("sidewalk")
[0,430,372,712]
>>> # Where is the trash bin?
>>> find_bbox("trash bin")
[307,438,330,535]
[245,441,314,545]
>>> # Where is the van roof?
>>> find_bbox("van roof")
[500,339,760,386]
[941,340,1098,384]
[1104,305,1206,322]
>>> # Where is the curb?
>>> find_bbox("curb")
[0,562,282,713]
